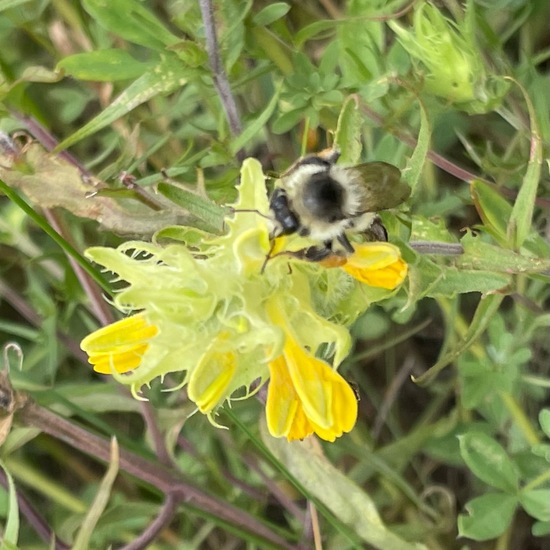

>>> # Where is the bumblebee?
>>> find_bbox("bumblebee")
[268,149,410,261]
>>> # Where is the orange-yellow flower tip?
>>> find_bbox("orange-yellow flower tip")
[80,314,158,375]
[342,243,408,289]
[266,341,358,442]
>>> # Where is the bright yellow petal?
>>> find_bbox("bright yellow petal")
[342,243,408,289]
[268,345,358,442]
[266,356,300,438]
[286,406,315,441]
[81,314,158,353]
[283,336,333,429]
[81,314,158,374]
[89,343,150,374]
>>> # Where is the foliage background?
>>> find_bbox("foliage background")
[0,0,549,549]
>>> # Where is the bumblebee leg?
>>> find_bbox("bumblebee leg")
[364,216,388,242]
[336,233,355,254]
[302,245,333,262]
[260,239,277,274]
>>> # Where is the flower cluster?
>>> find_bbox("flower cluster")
[81,159,407,441]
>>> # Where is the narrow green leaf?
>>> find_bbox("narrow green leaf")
[414,294,504,385]
[0,178,112,295]
[507,79,543,248]
[157,183,226,232]
[82,0,179,50]
[0,460,19,546]
[470,180,511,244]
[458,432,519,493]
[0,0,32,9]
[250,26,293,75]
[230,84,281,155]
[253,2,290,26]
[334,96,362,164]
[520,489,550,522]
[295,20,338,46]
[57,50,153,81]
[404,96,431,196]
[55,55,187,151]
[73,438,120,550]
[458,493,517,540]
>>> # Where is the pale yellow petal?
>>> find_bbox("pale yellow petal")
[188,348,236,413]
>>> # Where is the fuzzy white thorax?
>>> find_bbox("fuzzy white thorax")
[279,163,375,242]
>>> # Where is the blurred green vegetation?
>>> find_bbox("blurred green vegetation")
[0,0,549,549]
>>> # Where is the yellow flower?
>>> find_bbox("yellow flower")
[340,243,408,289]
[81,314,158,375]
[79,158,408,442]
[266,343,357,442]
[265,298,357,441]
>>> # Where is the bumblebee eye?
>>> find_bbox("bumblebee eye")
[269,188,300,234]
[302,173,344,221]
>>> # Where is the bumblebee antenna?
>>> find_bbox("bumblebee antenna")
[229,207,271,221]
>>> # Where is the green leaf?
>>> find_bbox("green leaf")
[456,232,550,274]
[295,20,338,47]
[539,409,550,439]
[0,0,32,9]
[73,439,120,550]
[507,79,543,248]
[55,54,188,151]
[414,294,504,385]
[520,489,550,522]
[252,2,290,26]
[271,109,304,134]
[459,357,517,410]
[470,180,511,244]
[57,50,153,81]
[157,183,226,233]
[82,0,179,50]
[0,175,112,295]
[263,432,427,550]
[458,432,519,493]
[230,83,281,155]
[458,493,517,540]
[425,266,511,297]
[405,97,431,196]
[0,461,19,546]
[532,521,550,537]
[334,96,362,164]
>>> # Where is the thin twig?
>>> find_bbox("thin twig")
[140,401,175,468]
[119,493,178,550]
[372,354,417,440]
[409,241,464,255]
[198,0,244,160]
[42,209,115,327]
[15,397,298,550]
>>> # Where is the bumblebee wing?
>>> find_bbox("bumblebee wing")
[346,162,410,212]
